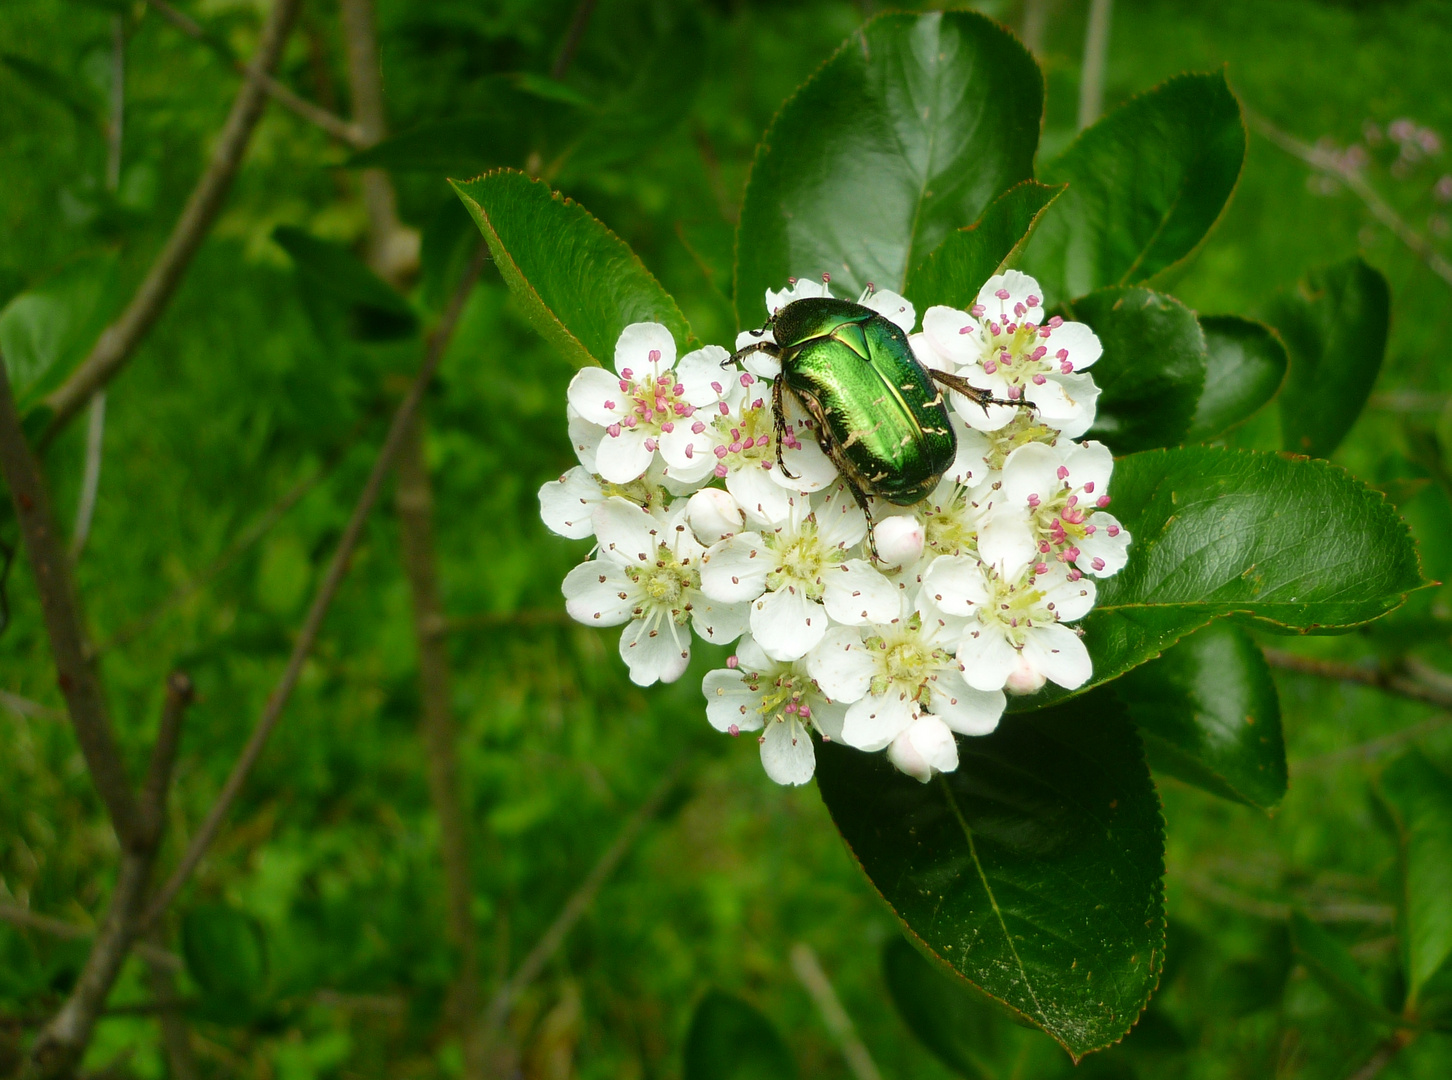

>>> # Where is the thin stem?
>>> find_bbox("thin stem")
[143,0,365,147]
[70,392,105,559]
[140,244,487,932]
[0,689,65,721]
[41,0,306,439]
[550,0,599,80]
[1262,649,1452,710]
[1019,0,1053,55]
[143,928,198,1080]
[1246,108,1452,290]
[0,902,178,971]
[1076,0,1113,131]
[789,943,883,1080]
[0,356,140,847]
[480,760,686,1035]
[1348,1028,1416,1080]
[105,16,124,192]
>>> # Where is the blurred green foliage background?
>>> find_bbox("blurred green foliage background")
[2,0,1452,1076]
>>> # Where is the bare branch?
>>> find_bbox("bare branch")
[141,244,488,931]
[0,356,140,846]
[789,943,883,1080]
[1348,1029,1416,1080]
[70,393,106,559]
[550,0,599,80]
[481,760,686,1035]
[42,0,306,438]
[1262,649,1452,710]
[1246,108,1452,290]
[140,673,195,845]
[0,902,178,971]
[144,0,365,147]
[1076,0,1114,131]
[0,689,66,721]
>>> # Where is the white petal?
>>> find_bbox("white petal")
[562,560,637,626]
[772,435,838,492]
[999,441,1064,506]
[734,634,775,674]
[702,668,765,733]
[726,464,795,529]
[614,322,676,379]
[946,415,993,486]
[810,698,848,743]
[658,423,718,475]
[685,488,746,544]
[619,616,691,686]
[675,345,736,407]
[976,269,1044,321]
[921,556,992,617]
[873,513,925,567]
[750,586,827,662]
[813,482,870,549]
[760,718,816,785]
[736,327,775,351]
[887,714,960,782]
[862,288,916,334]
[1021,622,1092,690]
[957,625,1019,692]
[593,496,659,564]
[1046,319,1102,371]
[741,349,782,381]
[766,277,831,315]
[567,367,629,427]
[1065,440,1114,495]
[927,667,1005,736]
[698,533,771,603]
[921,305,984,366]
[691,596,751,645]
[1042,373,1100,439]
[594,427,655,484]
[539,467,603,539]
[1040,569,1097,622]
[822,560,901,626]
[805,626,875,703]
[841,690,919,752]
[567,408,604,472]
[976,512,1038,581]
[1079,515,1131,577]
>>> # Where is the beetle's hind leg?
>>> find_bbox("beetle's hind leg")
[838,477,882,564]
[928,369,1035,414]
[770,376,799,480]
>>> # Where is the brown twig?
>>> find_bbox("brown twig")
[140,243,487,932]
[550,0,599,80]
[1262,649,1452,710]
[0,689,65,721]
[1348,1028,1416,1080]
[142,928,197,1080]
[1246,109,1452,290]
[480,760,686,1035]
[0,903,178,971]
[143,0,366,148]
[0,357,139,847]
[41,0,305,439]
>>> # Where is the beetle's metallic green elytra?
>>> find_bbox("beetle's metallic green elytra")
[738,296,956,509]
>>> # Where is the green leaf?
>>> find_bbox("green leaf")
[1186,316,1288,442]
[905,181,1065,311]
[1021,71,1244,303]
[682,990,796,1080]
[735,10,1042,325]
[1067,287,1207,454]
[1378,752,1452,1008]
[882,936,1064,1079]
[815,689,1165,1059]
[0,52,103,129]
[1116,621,1287,810]
[271,226,419,341]
[1272,257,1390,459]
[1289,912,1400,1024]
[452,170,691,369]
[181,902,269,1019]
[1015,447,1425,708]
[0,252,119,406]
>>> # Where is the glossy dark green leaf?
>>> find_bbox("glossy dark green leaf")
[452,170,691,369]
[0,52,102,129]
[1021,72,1244,303]
[181,902,268,1018]
[1116,621,1286,810]
[1067,287,1207,454]
[1289,912,1399,1023]
[1187,316,1288,442]
[682,990,796,1080]
[272,226,419,341]
[883,936,1065,1079]
[1014,447,1425,709]
[0,252,119,406]
[735,10,1042,324]
[1272,257,1390,459]
[816,690,1165,1058]
[906,181,1065,311]
[1378,752,1452,1007]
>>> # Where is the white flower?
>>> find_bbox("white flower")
[567,406,603,472]
[562,497,748,686]
[807,599,1005,753]
[887,714,960,783]
[566,323,740,485]
[860,287,916,335]
[538,466,673,540]
[923,558,1095,694]
[698,484,899,663]
[685,487,745,544]
[872,513,926,568]
[979,440,1131,578]
[701,635,847,786]
[708,378,838,517]
[765,275,833,316]
[912,270,1102,439]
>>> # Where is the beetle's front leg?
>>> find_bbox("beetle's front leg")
[727,339,782,369]
[928,369,1035,414]
[770,376,799,480]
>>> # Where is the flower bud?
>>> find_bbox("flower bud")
[887,715,960,783]
[1004,652,1047,696]
[687,488,745,543]
[874,514,926,567]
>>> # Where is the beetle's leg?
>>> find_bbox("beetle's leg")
[771,376,799,480]
[839,477,882,564]
[727,339,782,369]
[928,369,1035,414]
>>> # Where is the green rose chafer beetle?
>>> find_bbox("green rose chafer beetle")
[731,291,1016,557]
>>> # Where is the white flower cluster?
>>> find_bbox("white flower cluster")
[539,270,1130,787]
